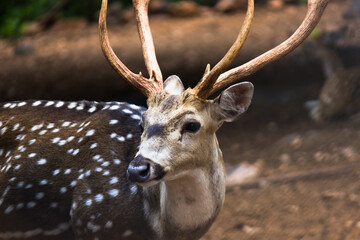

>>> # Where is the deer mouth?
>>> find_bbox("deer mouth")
[127,155,166,186]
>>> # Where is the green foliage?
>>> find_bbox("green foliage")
[309,27,323,39]
[0,0,58,38]
[0,0,210,39]
[0,0,109,39]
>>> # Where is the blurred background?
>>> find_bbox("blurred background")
[0,0,359,239]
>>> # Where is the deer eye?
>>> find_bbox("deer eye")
[182,122,201,134]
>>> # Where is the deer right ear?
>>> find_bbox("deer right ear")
[212,82,254,123]
[164,75,185,95]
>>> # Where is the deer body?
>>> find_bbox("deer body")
[0,83,229,240]
[0,100,150,239]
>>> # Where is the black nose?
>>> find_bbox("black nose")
[127,155,152,183]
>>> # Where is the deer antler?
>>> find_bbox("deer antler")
[99,0,163,97]
[191,0,255,99]
[192,0,329,99]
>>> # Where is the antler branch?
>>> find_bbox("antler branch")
[99,0,163,97]
[133,0,163,83]
[192,0,254,99]
[193,0,329,99]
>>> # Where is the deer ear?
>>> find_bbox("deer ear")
[164,75,185,95]
[212,82,254,123]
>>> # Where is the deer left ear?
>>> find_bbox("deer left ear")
[164,75,185,95]
[212,82,254,123]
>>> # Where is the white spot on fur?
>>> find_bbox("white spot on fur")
[108,189,119,198]
[39,180,48,185]
[45,101,55,107]
[70,181,77,188]
[88,106,96,113]
[87,222,100,233]
[35,192,45,200]
[86,129,95,137]
[51,137,60,144]
[59,187,67,194]
[90,143,98,149]
[27,201,36,208]
[94,194,104,203]
[104,221,113,228]
[117,136,125,142]
[131,115,141,120]
[113,159,121,165]
[18,102,27,107]
[109,105,120,110]
[121,230,133,237]
[130,185,138,195]
[109,119,118,124]
[123,109,133,114]
[32,101,42,106]
[76,104,84,111]
[55,101,64,108]
[68,102,77,109]
[85,199,92,207]
[62,121,71,127]
[37,159,47,165]
[72,149,80,156]
[109,177,118,185]
[53,169,60,176]
[50,202,58,208]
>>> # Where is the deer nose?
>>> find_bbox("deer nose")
[127,155,152,183]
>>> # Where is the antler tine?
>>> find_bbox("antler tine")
[99,0,163,97]
[205,0,329,97]
[191,0,254,99]
[133,0,163,83]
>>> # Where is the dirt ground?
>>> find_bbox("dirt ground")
[1,0,360,239]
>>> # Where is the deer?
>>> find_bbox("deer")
[0,0,328,239]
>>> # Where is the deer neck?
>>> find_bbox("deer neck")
[143,139,226,240]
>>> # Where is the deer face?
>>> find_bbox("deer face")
[127,76,254,186]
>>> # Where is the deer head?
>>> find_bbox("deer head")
[99,0,329,187]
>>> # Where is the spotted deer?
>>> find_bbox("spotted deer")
[0,0,328,239]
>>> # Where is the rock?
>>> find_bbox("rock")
[168,1,202,17]
[267,0,284,10]
[14,42,34,56]
[226,160,263,187]
[276,133,302,149]
[149,0,169,14]
[321,190,346,200]
[288,204,300,213]
[215,0,247,13]
[313,151,331,162]
[345,220,354,228]
[242,225,261,235]
[339,147,359,161]
[279,153,291,164]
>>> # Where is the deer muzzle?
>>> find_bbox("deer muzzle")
[127,155,166,185]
